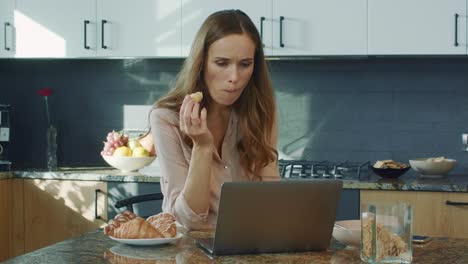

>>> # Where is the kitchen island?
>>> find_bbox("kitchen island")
[2,168,467,262]
[4,229,468,264]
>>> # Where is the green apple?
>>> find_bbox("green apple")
[132,146,149,157]
[128,139,141,150]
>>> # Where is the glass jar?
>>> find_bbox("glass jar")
[361,202,413,263]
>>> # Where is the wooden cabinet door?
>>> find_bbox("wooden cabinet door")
[181,0,272,56]
[444,192,468,238]
[272,0,367,56]
[15,0,96,58]
[11,179,25,259]
[15,0,182,57]
[97,0,182,57]
[361,190,468,238]
[368,0,467,55]
[0,179,12,262]
[0,0,15,58]
[23,179,107,253]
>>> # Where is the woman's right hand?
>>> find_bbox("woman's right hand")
[179,95,213,148]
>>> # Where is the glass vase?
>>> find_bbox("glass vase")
[46,125,58,171]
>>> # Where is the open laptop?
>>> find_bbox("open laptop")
[196,180,343,255]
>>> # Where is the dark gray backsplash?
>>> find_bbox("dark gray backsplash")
[1,58,468,172]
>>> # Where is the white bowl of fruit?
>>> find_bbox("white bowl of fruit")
[101,131,156,173]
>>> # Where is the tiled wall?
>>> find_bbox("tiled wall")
[1,58,468,172]
[271,59,468,174]
[0,59,181,168]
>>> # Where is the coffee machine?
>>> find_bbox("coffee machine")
[0,105,11,171]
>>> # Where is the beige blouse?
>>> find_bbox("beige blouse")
[150,108,278,230]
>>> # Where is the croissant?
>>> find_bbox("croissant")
[114,217,163,239]
[104,211,162,239]
[104,211,177,239]
[146,213,177,238]
[104,211,137,236]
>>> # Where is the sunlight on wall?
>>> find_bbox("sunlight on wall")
[277,91,315,159]
[15,10,66,57]
[123,105,153,131]
[123,105,160,171]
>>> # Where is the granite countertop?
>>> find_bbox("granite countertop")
[11,167,162,183]
[334,171,468,192]
[4,229,468,264]
[4,167,467,192]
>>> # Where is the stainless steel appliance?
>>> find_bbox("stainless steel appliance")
[279,159,370,180]
[0,105,11,171]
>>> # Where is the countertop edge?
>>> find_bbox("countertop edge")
[0,172,14,180]
[10,169,161,183]
[2,169,467,192]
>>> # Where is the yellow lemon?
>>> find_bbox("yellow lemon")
[113,146,133,157]
[132,146,149,157]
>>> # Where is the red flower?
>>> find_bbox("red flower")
[38,87,53,126]
[38,87,53,97]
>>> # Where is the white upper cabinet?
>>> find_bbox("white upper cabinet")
[181,0,272,57]
[271,0,367,56]
[6,1,468,58]
[368,0,467,55]
[14,0,181,58]
[0,0,16,58]
[15,0,96,58]
[97,0,181,57]
[181,0,367,57]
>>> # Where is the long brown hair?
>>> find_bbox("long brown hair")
[154,10,277,175]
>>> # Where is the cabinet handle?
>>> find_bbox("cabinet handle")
[4,22,10,51]
[279,16,285,48]
[101,20,108,49]
[84,20,90,50]
[94,189,103,220]
[454,13,459,47]
[260,17,265,47]
[446,200,468,206]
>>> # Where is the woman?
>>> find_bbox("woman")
[150,10,279,230]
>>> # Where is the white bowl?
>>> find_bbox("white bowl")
[409,158,456,177]
[102,155,156,173]
[333,220,360,248]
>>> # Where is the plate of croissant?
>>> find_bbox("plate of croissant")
[104,211,183,246]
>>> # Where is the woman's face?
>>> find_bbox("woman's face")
[203,33,255,107]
